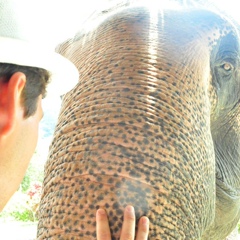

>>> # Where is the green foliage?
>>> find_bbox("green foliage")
[10,209,35,222]
[21,153,45,193]
[0,191,29,221]
[21,174,31,193]
[0,152,45,223]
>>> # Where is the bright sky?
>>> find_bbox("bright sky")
[212,0,240,21]
[36,0,240,47]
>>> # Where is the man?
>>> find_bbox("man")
[0,0,149,239]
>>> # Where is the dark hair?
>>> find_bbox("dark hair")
[0,63,51,118]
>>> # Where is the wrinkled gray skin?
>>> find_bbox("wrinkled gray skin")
[37,5,240,240]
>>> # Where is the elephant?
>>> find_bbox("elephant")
[37,2,240,240]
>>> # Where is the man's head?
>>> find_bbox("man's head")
[0,63,50,210]
[0,63,50,117]
[0,0,78,211]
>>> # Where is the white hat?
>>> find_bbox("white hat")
[0,0,79,96]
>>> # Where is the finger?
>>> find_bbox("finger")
[135,216,149,240]
[96,208,111,240]
[120,205,136,240]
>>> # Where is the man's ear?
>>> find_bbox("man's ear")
[0,72,26,136]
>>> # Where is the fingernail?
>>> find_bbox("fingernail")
[126,205,134,214]
[97,209,106,216]
[141,216,149,226]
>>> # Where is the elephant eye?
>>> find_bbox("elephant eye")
[221,62,233,72]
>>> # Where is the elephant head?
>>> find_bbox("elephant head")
[37,3,240,239]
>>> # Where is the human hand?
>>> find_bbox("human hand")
[96,205,149,240]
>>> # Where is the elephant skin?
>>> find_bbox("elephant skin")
[37,4,240,240]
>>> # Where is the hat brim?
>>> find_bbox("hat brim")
[0,37,79,96]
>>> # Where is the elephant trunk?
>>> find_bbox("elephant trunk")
[38,7,216,239]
